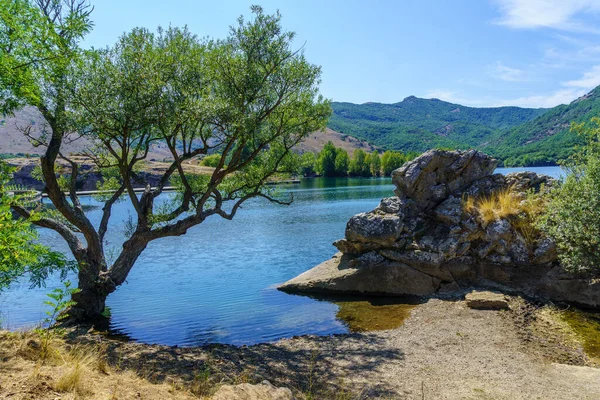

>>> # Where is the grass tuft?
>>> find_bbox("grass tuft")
[464,187,547,244]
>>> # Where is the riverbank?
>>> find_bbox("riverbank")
[2,296,599,399]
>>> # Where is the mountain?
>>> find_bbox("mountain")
[483,87,600,166]
[328,87,600,167]
[328,97,548,154]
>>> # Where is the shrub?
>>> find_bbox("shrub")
[200,154,222,168]
[539,119,600,274]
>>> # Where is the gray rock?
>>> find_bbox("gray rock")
[345,212,403,245]
[278,252,440,296]
[392,149,497,211]
[485,220,513,242]
[533,237,557,265]
[379,249,454,282]
[434,196,463,225]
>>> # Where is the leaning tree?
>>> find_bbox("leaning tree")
[1,1,330,321]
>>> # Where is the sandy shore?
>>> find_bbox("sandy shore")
[3,297,600,399]
[94,297,600,399]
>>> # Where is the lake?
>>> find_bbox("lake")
[0,166,564,346]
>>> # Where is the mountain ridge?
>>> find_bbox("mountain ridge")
[328,87,600,166]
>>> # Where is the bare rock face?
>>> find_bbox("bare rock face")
[280,150,600,310]
[211,381,294,400]
[392,149,497,212]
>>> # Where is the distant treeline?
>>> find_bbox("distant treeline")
[298,141,418,177]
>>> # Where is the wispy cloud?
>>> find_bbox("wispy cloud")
[427,65,600,108]
[563,64,600,88]
[494,88,586,108]
[490,62,526,81]
[493,0,600,33]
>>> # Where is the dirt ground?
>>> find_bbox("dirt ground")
[2,297,600,399]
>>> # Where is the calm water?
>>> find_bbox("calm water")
[0,166,564,346]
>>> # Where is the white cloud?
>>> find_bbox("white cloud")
[494,88,586,108]
[563,65,600,88]
[428,64,600,108]
[493,0,600,33]
[490,62,525,81]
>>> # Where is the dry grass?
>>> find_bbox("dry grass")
[464,188,547,244]
[0,330,197,399]
[464,188,522,225]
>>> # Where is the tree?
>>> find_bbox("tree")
[334,148,349,176]
[381,150,406,176]
[316,141,337,177]
[539,118,600,274]
[349,149,367,176]
[369,151,381,177]
[299,152,316,177]
[1,3,330,321]
[0,161,71,291]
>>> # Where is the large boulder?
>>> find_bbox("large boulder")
[392,149,497,211]
[279,150,600,310]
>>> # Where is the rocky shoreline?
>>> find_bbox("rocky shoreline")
[280,149,600,309]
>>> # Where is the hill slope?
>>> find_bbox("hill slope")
[483,88,600,166]
[328,97,548,153]
[0,108,374,159]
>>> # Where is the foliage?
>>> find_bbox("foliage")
[333,148,349,177]
[316,141,341,177]
[381,150,408,176]
[42,280,80,328]
[1,3,331,320]
[328,97,547,161]
[0,161,73,291]
[299,152,316,176]
[539,118,600,274]
[200,154,222,168]
[327,88,600,166]
[369,151,381,177]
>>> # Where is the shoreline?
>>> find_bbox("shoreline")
[3,295,599,399]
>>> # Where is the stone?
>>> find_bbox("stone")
[485,220,513,242]
[278,253,440,296]
[434,196,463,225]
[533,237,557,265]
[392,149,497,211]
[211,381,294,400]
[465,291,509,310]
[438,281,461,293]
[345,212,402,245]
[379,249,454,282]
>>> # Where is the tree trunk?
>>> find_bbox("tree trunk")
[68,236,147,323]
[68,257,115,323]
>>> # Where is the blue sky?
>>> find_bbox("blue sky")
[84,0,600,108]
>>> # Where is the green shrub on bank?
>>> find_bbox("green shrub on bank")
[200,154,222,168]
[539,118,600,274]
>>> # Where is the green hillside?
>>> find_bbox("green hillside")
[328,96,548,155]
[484,88,600,166]
[328,89,600,166]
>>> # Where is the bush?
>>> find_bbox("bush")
[539,118,600,274]
[200,154,222,168]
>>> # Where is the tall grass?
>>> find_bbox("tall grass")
[464,188,546,244]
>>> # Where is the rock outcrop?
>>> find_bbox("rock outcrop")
[280,149,600,309]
